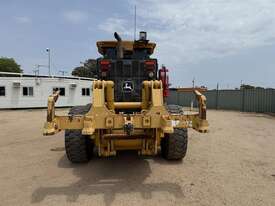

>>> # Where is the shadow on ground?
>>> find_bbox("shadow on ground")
[31,152,184,206]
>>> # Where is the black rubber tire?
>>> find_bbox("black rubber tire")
[161,104,188,160]
[161,128,188,160]
[65,104,93,163]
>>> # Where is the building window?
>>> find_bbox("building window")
[23,87,34,96]
[0,87,5,96]
[53,87,65,96]
[82,88,90,96]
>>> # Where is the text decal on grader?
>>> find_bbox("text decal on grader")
[43,32,209,163]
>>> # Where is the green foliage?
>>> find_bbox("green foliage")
[240,84,254,89]
[0,57,22,73]
[240,84,264,90]
[71,59,97,78]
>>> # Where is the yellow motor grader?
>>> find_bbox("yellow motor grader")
[43,32,208,163]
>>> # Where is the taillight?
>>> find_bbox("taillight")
[144,60,155,70]
[100,60,111,72]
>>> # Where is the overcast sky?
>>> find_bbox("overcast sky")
[1,0,275,89]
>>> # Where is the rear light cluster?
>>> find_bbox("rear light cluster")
[100,60,111,77]
[145,60,156,78]
[100,60,111,72]
[144,60,155,70]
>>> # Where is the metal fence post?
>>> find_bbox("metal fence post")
[241,89,245,112]
[177,90,180,105]
[215,83,219,110]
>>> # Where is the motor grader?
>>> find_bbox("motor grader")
[43,31,208,163]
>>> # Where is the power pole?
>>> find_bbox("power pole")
[46,48,51,76]
[134,5,137,40]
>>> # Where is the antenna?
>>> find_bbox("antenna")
[59,70,67,76]
[134,5,137,40]
[33,64,47,75]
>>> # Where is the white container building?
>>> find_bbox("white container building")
[0,72,94,109]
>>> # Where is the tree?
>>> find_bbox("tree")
[0,57,22,73]
[240,84,255,90]
[71,59,97,78]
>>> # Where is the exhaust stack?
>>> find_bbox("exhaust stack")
[114,32,123,59]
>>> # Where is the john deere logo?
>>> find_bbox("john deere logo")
[122,81,134,92]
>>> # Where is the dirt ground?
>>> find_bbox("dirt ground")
[0,109,275,206]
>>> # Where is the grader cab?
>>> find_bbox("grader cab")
[43,32,209,163]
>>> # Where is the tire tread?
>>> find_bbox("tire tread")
[161,104,188,160]
[65,104,93,163]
